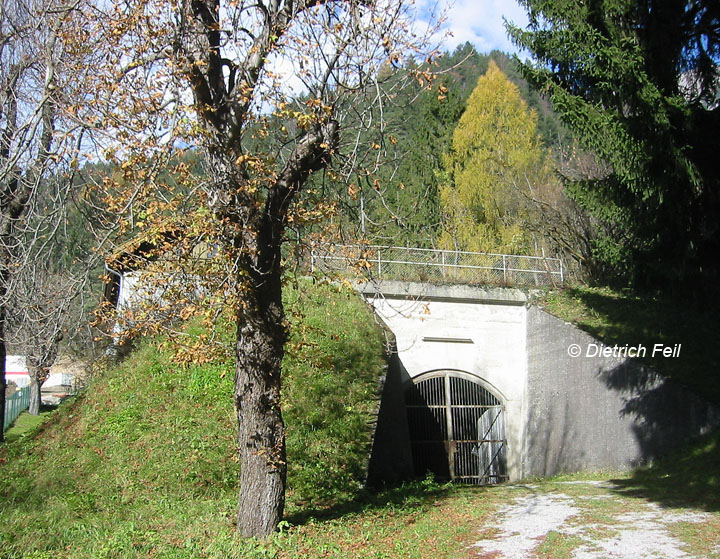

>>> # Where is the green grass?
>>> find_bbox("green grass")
[0,280,411,559]
[3,407,54,444]
[538,285,720,403]
[282,280,387,504]
[610,428,720,511]
[535,531,586,559]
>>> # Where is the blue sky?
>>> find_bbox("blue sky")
[420,0,529,55]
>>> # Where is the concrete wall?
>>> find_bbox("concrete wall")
[361,281,718,485]
[366,350,415,487]
[524,307,719,477]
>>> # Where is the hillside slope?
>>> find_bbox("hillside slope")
[0,280,387,559]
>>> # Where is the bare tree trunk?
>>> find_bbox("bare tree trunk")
[28,372,41,415]
[234,248,287,537]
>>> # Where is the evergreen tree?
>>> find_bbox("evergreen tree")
[350,44,489,246]
[302,44,574,251]
[508,0,720,290]
[373,47,482,245]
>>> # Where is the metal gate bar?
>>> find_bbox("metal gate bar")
[405,372,507,485]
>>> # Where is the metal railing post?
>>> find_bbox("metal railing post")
[377,249,382,278]
[502,255,507,283]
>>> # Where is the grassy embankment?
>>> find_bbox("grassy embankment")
[3,409,53,445]
[2,281,719,558]
[2,280,479,559]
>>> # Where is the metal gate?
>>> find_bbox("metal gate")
[405,371,507,484]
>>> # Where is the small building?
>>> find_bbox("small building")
[4,356,29,389]
[4,355,76,405]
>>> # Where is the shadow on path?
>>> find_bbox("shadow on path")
[609,429,720,512]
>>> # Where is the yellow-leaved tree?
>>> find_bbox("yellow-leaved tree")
[439,60,561,255]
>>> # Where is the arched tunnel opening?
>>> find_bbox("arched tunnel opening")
[404,370,507,484]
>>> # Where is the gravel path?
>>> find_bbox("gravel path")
[470,481,712,559]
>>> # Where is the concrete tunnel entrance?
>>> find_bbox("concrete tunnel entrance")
[405,370,507,484]
[362,281,719,487]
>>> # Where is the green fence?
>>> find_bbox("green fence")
[4,386,31,431]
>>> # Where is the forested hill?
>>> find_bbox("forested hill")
[321,43,571,254]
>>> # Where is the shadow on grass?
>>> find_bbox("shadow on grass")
[548,287,720,405]
[609,428,720,512]
[285,478,454,526]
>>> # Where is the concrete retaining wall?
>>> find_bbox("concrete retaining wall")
[366,350,415,487]
[362,282,719,485]
[524,306,718,477]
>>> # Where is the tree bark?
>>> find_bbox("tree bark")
[234,254,287,537]
[213,120,337,537]
[0,304,6,441]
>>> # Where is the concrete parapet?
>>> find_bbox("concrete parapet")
[354,280,532,305]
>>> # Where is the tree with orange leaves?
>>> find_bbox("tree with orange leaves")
[82,0,442,537]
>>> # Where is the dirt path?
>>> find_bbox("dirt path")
[470,480,718,559]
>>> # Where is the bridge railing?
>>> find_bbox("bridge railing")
[309,244,563,287]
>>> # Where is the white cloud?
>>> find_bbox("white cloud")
[418,0,529,55]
